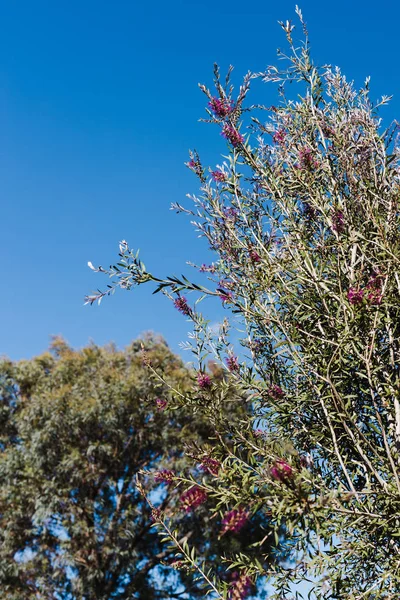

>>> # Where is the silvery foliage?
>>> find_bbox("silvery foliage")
[87,8,400,599]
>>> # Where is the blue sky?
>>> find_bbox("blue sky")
[1,0,398,361]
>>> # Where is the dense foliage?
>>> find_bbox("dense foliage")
[0,337,284,599]
[88,9,400,599]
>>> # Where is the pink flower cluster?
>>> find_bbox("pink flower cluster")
[228,572,252,600]
[220,291,233,304]
[154,469,175,484]
[347,274,383,307]
[270,459,293,482]
[222,124,244,147]
[200,456,221,476]
[297,146,318,170]
[187,158,204,179]
[197,372,212,389]
[208,96,234,118]
[156,398,168,411]
[366,272,383,305]
[332,209,345,233]
[173,296,191,316]
[273,128,286,144]
[220,508,248,535]
[249,249,261,263]
[226,355,240,373]
[180,486,207,512]
[268,384,285,400]
[199,263,216,273]
[347,287,364,305]
[211,170,227,182]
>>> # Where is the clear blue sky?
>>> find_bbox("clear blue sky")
[1,0,398,361]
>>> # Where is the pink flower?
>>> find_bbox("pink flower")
[268,384,284,400]
[180,486,207,512]
[197,372,212,389]
[273,128,286,144]
[367,289,382,305]
[187,156,204,180]
[226,355,240,372]
[332,210,345,233]
[220,291,233,304]
[222,124,244,147]
[220,508,248,535]
[200,456,221,476]
[151,508,162,522]
[154,469,175,484]
[298,146,318,170]
[347,288,364,305]
[208,97,234,118]
[271,459,293,482]
[211,170,227,182]
[156,398,168,411]
[249,249,261,263]
[228,572,252,600]
[173,296,191,316]
[366,272,383,305]
[199,263,216,273]
[254,429,265,438]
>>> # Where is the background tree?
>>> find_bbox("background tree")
[0,335,285,599]
[87,9,400,599]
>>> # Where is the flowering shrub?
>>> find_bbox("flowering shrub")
[87,8,400,599]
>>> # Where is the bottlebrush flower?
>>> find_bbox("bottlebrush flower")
[173,296,191,316]
[268,384,285,400]
[199,263,216,273]
[273,128,286,144]
[298,146,318,170]
[197,372,211,389]
[154,469,175,484]
[332,210,345,233]
[220,508,248,535]
[151,508,162,522]
[249,249,261,263]
[222,124,244,147]
[211,170,227,182]
[271,459,293,482]
[200,456,221,476]
[208,97,233,118]
[226,355,240,372]
[155,398,168,411]
[180,486,207,512]
[366,272,383,305]
[347,288,364,305]
[228,572,252,600]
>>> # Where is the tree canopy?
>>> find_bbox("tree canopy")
[0,336,285,599]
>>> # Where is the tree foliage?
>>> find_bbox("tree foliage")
[0,336,284,599]
[88,8,400,599]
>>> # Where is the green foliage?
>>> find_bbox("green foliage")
[0,336,283,599]
[88,9,400,599]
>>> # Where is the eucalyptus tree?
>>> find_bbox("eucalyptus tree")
[0,336,283,599]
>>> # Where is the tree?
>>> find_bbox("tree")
[0,336,285,599]
[87,8,400,599]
